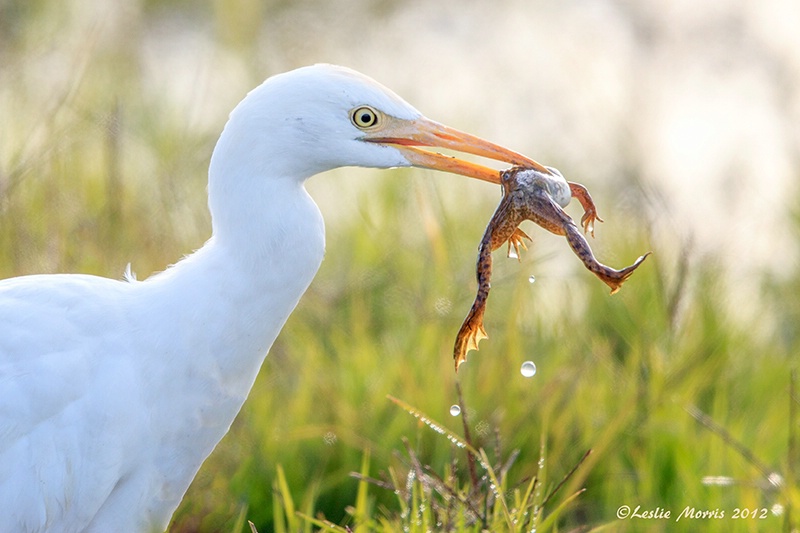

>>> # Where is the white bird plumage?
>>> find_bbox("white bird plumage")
[0,64,544,532]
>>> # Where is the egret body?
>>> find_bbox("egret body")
[0,65,545,532]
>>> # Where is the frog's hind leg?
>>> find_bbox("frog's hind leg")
[564,224,651,294]
[454,221,498,371]
[524,188,649,294]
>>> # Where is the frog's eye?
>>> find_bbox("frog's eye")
[350,106,380,129]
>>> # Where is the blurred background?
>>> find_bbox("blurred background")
[1,0,798,531]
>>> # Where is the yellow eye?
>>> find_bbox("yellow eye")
[350,106,379,129]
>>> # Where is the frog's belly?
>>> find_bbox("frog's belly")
[514,167,571,207]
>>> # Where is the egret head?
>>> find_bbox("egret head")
[212,64,549,183]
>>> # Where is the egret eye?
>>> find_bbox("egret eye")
[351,106,379,129]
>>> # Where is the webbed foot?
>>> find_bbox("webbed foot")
[453,309,488,371]
[597,252,652,294]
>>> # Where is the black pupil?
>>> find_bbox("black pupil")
[360,112,372,125]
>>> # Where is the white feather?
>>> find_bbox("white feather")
[0,64,421,532]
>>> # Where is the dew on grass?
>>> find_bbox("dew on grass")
[449,404,461,416]
[520,360,537,377]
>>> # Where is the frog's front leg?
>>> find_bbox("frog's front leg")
[484,196,531,261]
[568,182,604,237]
[507,227,530,261]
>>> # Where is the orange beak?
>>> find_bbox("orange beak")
[363,116,549,184]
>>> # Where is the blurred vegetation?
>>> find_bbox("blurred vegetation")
[1,1,799,532]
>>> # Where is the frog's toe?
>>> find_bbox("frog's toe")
[507,228,531,261]
[454,317,488,371]
[580,210,604,237]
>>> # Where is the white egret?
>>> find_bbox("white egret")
[0,64,547,532]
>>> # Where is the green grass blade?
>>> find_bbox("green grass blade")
[272,489,286,533]
[353,448,371,533]
[387,395,478,456]
[515,474,539,531]
[230,504,248,533]
[274,465,296,533]
[478,448,513,529]
[296,512,350,532]
[537,488,586,532]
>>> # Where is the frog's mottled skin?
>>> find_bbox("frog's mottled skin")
[453,166,650,370]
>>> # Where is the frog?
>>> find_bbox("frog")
[453,166,651,370]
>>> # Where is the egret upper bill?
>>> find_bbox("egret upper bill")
[0,64,546,532]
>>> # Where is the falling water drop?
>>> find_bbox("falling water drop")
[508,248,519,260]
[449,404,461,416]
[520,361,537,378]
[528,275,536,284]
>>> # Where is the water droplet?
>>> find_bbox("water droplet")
[528,275,536,284]
[520,361,537,377]
[449,404,461,416]
[508,248,518,260]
